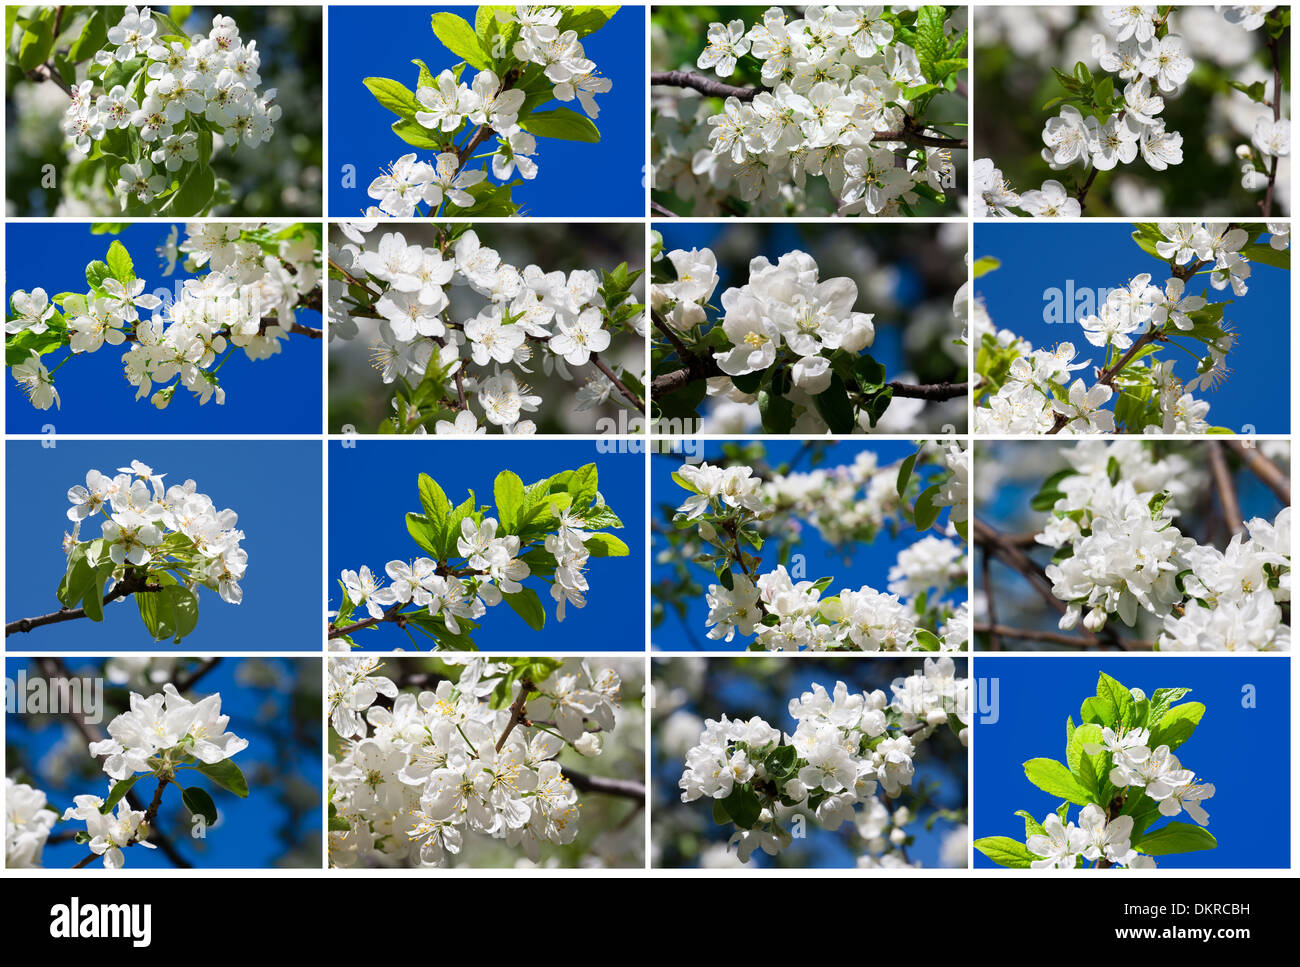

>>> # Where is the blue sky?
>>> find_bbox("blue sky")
[327,5,646,217]
[655,223,929,386]
[5,223,322,435]
[5,440,322,651]
[973,656,1291,869]
[652,657,967,868]
[652,440,966,651]
[328,439,645,650]
[6,656,321,869]
[974,222,1290,433]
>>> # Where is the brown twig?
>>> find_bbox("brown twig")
[1223,439,1290,504]
[1207,440,1244,535]
[6,572,161,636]
[590,352,645,411]
[651,71,968,148]
[495,678,535,753]
[561,767,645,799]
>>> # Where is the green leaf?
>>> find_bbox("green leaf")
[502,587,546,630]
[811,374,855,433]
[57,545,95,609]
[405,512,441,557]
[68,10,109,62]
[1096,672,1135,728]
[1133,821,1217,855]
[913,629,942,651]
[417,473,451,553]
[896,452,919,497]
[758,381,796,433]
[430,12,492,69]
[391,117,443,150]
[1030,467,1076,511]
[912,484,942,531]
[1015,809,1047,840]
[1148,687,1190,727]
[411,57,436,89]
[85,259,113,290]
[764,744,797,779]
[973,836,1036,868]
[1023,758,1095,805]
[18,18,54,72]
[1149,702,1205,751]
[81,563,113,623]
[181,786,218,825]
[162,160,214,216]
[493,470,525,531]
[1241,241,1290,271]
[136,583,200,643]
[720,785,761,829]
[972,256,1001,278]
[584,533,630,557]
[100,775,143,814]
[362,76,420,118]
[520,107,601,142]
[558,6,621,38]
[105,239,135,283]
[197,759,249,798]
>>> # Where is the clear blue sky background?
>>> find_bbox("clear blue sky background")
[6,656,321,869]
[652,440,967,651]
[328,439,645,650]
[652,657,967,868]
[656,223,928,386]
[5,440,322,651]
[327,5,646,217]
[973,656,1291,869]
[5,222,322,435]
[974,223,1290,433]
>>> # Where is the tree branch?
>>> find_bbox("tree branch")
[327,601,406,640]
[1207,440,1244,534]
[974,623,1151,649]
[1261,30,1283,217]
[35,656,192,869]
[27,62,73,98]
[652,70,758,101]
[973,517,1139,650]
[590,352,645,411]
[1223,439,1290,504]
[561,767,645,800]
[495,679,535,753]
[651,71,967,147]
[6,572,161,636]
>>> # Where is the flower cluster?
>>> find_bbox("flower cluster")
[61,684,247,869]
[64,459,248,620]
[4,778,57,868]
[679,663,968,863]
[7,223,321,412]
[330,224,643,434]
[973,222,1288,434]
[59,7,279,211]
[365,7,611,217]
[330,466,628,650]
[976,673,1217,870]
[661,247,875,396]
[655,6,965,215]
[328,657,622,867]
[672,452,968,651]
[1032,440,1290,650]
